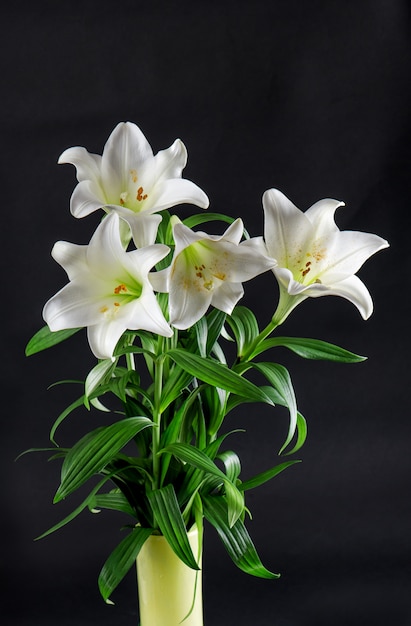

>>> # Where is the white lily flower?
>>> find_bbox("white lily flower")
[262,188,389,323]
[153,218,276,329]
[43,213,173,359]
[58,122,209,247]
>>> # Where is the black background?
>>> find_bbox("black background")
[2,1,410,625]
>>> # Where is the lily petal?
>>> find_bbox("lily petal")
[304,275,374,320]
[263,188,312,266]
[87,317,129,361]
[167,220,275,329]
[43,213,172,359]
[51,241,88,281]
[130,213,163,250]
[316,230,390,284]
[101,122,153,193]
[58,147,102,183]
[147,178,209,213]
[86,214,128,280]
[125,244,171,277]
[211,281,244,314]
[304,198,344,237]
[70,179,106,218]
[263,188,389,323]
[128,288,173,337]
[152,138,188,180]
[43,280,109,331]
[168,272,212,329]
[59,122,208,246]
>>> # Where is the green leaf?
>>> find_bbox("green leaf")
[90,396,111,412]
[251,363,297,455]
[167,349,274,406]
[239,460,301,492]
[36,474,116,540]
[25,326,81,356]
[217,450,242,484]
[283,412,307,456]
[204,309,227,356]
[84,359,116,409]
[147,484,199,570]
[50,395,85,445]
[113,345,156,359]
[98,526,154,602]
[161,443,244,527]
[201,385,227,437]
[203,495,280,579]
[183,213,237,229]
[252,336,366,363]
[54,417,154,502]
[204,429,245,461]
[225,384,284,416]
[193,316,208,358]
[14,446,66,462]
[88,491,136,517]
[159,387,205,485]
[160,366,193,412]
[226,306,259,357]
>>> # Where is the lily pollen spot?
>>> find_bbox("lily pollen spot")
[136,186,148,201]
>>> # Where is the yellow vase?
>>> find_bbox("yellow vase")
[136,524,203,626]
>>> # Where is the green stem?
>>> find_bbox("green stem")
[125,333,136,371]
[240,319,279,363]
[241,285,301,362]
[125,351,135,371]
[152,337,165,489]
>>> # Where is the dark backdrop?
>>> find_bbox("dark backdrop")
[2,1,410,625]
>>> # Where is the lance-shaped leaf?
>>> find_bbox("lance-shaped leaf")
[217,450,242,484]
[203,495,280,579]
[147,484,199,570]
[88,491,136,517]
[251,336,366,363]
[282,412,307,456]
[239,460,301,492]
[183,212,240,230]
[25,325,81,356]
[99,526,154,602]
[36,473,119,540]
[251,362,297,455]
[55,416,154,502]
[50,395,85,445]
[84,358,117,408]
[160,366,193,412]
[167,349,274,406]
[226,306,259,357]
[161,443,244,527]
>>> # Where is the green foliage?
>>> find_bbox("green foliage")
[26,272,367,602]
[26,325,81,355]
[54,417,154,502]
[148,485,199,570]
[250,336,366,362]
[203,495,280,579]
[98,526,154,602]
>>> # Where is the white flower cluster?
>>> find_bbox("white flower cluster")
[43,122,388,359]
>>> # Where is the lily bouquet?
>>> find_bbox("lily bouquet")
[26,122,388,608]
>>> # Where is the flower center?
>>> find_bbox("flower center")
[99,280,143,318]
[117,170,149,213]
[292,244,327,285]
[180,242,227,293]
